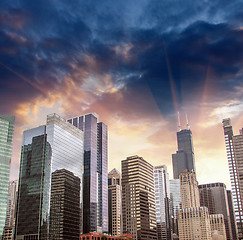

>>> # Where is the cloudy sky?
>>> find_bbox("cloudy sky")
[1,0,243,187]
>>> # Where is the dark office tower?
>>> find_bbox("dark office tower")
[67,113,108,233]
[227,190,238,240]
[223,118,243,239]
[15,114,84,240]
[50,169,80,240]
[172,126,195,179]
[108,168,122,236]
[0,115,15,238]
[122,155,157,240]
[199,183,234,240]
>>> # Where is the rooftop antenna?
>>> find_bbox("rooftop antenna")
[186,113,190,130]
[177,112,181,131]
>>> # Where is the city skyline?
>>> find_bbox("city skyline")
[0,0,243,189]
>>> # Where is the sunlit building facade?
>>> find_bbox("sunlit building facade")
[5,180,18,228]
[15,114,84,240]
[223,118,243,239]
[0,115,15,238]
[210,214,227,240]
[178,170,212,240]
[122,155,157,240]
[68,113,108,233]
[154,165,172,240]
[179,170,200,209]
[178,207,212,240]
[108,168,122,236]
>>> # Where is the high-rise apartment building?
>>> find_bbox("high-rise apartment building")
[226,190,238,240]
[67,113,108,233]
[154,165,172,240]
[169,179,181,238]
[50,169,81,240]
[172,127,195,179]
[199,183,234,240]
[122,155,157,240]
[0,115,15,238]
[5,180,18,228]
[15,114,84,240]
[108,168,122,236]
[210,214,227,240]
[222,118,243,239]
[179,170,200,209]
[178,207,212,240]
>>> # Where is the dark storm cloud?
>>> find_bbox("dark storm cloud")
[0,0,243,118]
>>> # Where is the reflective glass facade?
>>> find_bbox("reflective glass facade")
[169,179,181,238]
[68,113,108,233]
[172,129,195,179]
[15,114,84,240]
[0,115,15,238]
[153,165,172,240]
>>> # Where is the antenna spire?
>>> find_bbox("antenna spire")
[177,112,181,131]
[186,113,190,130]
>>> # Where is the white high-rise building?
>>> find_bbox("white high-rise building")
[154,165,172,240]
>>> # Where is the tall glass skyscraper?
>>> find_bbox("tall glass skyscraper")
[223,118,243,239]
[169,179,181,238]
[153,165,172,240]
[15,114,84,240]
[0,115,15,238]
[172,129,195,179]
[67,113,108,233]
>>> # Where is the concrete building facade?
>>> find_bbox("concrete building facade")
[122,155,157,240]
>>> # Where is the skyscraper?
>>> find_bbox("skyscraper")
[67,113,108,233]
[178,170,212,240]
[169,179,181,238]
[179,170,200,209]
[15,114,84,240]
[226,190,238,240]
[108,168,122,236]
[0,115,15,238]
[172,126,195,179]
[154,165,172,240]
[50,169,81,240]
[178,207,212,240]
[122,155,157,240]
[222,118,243,239]
[210,214,227,240]
[5,180,18,228]
[199,183,234,240]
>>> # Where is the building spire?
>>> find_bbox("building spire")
[186,113,190,130]
[178,112,181,131]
